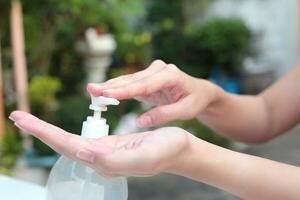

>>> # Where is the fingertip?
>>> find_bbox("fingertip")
[14,121,29,133]
[86,83,101,95]
[9,110,30,122]
[14,118,34,135]
[9,111,18,121]
[137,115,153,128]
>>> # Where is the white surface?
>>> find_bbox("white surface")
[0,175,46,200]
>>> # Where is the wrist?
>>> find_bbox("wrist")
[197,80,228,116]
[166,132,217,177]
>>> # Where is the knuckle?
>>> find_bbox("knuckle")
[165,64,181,78]
[150,59,166,69]
[152,59,165,66]
[166,64,179,71]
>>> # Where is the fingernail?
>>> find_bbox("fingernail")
[138,116,152,127]
[76,149,96,163]
[14,122,28,133]
[9,116,15,122]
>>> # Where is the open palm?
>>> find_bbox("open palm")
[10,111,189,177]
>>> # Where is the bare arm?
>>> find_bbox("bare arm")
[198,65,300,143]
[10,111,300,200]
[172,134,300,200]
[87,60,300,143]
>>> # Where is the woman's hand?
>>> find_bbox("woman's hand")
[87,60,219,127]
[9,111,191,178]
[10,111,300,199]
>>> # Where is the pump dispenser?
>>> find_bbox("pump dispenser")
[81,96,119,138]
[46,96,128,200]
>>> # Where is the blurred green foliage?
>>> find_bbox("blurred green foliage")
[0,0,148,156]
[0,0,149,94]
[0,1,252,159]
[28,76,61,116]
[147,1,251,78]
[28,76,61,155]
[117,31,152,66]
[185,18,251,75]
[54,96,90,134]
[0,123,23,175]
[147,0,185,66]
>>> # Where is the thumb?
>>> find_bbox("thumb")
[137,99,192,127]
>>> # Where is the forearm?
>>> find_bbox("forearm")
[171,134,300,200]
[198,84,271,143]
[197,65,300,143]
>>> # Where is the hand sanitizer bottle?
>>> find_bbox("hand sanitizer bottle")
[46,96,128,200]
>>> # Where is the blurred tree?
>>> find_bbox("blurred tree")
[0,0,149,156]
[184,0,215,21]
[147,0,214,77]
[0,122,22,174]
[0,0,148,96]
[0,40,4,137]
[10,0,30,113]
[185,18,251,76]
[28,75,61,156]
[116,31,151,66]
[28,76,61,117]
[0,0,147,133]
[147,0,185,65]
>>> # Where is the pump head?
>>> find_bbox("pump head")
[81,96,119,138]
[90,95,120,119]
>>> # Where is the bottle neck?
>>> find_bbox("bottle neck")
[81,116,109,138]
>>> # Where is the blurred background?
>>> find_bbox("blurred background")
[0,0,299,199]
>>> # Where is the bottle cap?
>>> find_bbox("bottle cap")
[81,95,119,138]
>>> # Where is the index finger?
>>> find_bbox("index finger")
[86,59,167,96]
[102,64,180,100]
[10,111,88,160]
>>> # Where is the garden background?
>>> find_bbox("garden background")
[0,0,299,199]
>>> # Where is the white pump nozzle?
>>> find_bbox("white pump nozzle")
[90,95,120,119]
[91,95,120,107]
[81,96,119,138]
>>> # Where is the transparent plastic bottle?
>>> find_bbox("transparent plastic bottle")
[46,96,128,200]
